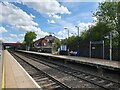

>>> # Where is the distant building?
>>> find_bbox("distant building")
[3,42,22,50]
[34,35,59,50]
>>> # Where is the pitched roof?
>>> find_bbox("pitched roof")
[45,35,59,40]
[34,35,59,44]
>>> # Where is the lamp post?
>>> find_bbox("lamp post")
[75,26,80,56]
[71,33,76,36]
[105,32,112,61]
[64,27,69,39]
[75,26,79,37]
[64,27,69,55]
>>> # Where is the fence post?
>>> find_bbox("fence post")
[103,40,104,59]
[90,41,91,58]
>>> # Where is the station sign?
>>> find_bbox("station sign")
[91,40,104,44]
[60,45,67,51]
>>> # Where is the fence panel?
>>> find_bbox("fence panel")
[78,44,119,61]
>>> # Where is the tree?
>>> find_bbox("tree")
[61,36,77,51]
[24,31,37,50]
[94,0,120,60]
[54,39,61,49]
[80,22,113,45]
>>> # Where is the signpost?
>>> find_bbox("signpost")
[104,32,112,61]
[109,32,112,61]
[90,40,104,59]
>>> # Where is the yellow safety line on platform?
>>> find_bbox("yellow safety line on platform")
[2,66,4,89]
[1,52,5,90]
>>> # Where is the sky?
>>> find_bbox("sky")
[0,0,103,43]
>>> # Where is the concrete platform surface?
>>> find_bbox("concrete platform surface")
[2,50,41,89]
[18,50,120,70]
[0,52,2,89]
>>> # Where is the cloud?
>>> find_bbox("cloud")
[30,14,35,18]
[92,16,97,21]
[9,34,18,37]
[2,37,21,43]
[57,0,105,2]
[0,2,48,42]
[0,2,38,29]
[48,13,61,19]
[57,26,76,39]
[78,22,95,31]
[5,33,24,42]
[1,33,24,43]
[18,34,25,37]
[19,0,71,19]
[57,22,95,39]
[52,14,61,19]
[0,26,7,33]
[48,20,55,24]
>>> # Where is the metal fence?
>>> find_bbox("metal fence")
[79,44,119,61]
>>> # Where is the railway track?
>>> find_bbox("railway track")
[10,51,101,89]
[11,51,120,89]
[10,52,71,90]
[18,52,120,90]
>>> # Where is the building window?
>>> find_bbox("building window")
[44,43,46,46]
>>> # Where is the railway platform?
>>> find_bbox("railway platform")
[1,50,41,89]
[18,50,120,71]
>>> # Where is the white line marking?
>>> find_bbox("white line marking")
[7,50,41,89]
